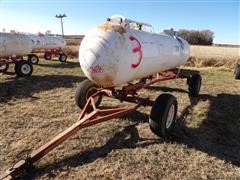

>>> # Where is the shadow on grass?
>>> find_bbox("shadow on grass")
[0,75,86,103]
[23,111,163,179]
[36,61,79,69]
[172,93,240,167]
[145,85,188,94]
[38,58,61,62]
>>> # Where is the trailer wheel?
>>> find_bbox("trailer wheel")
[149,93,177,138]
[75,79,102,110]
[59,53,67,62]
[44,53,52,60]
[15,60,33,77]
[28,54,39,64]
[188,73,202,97]
[234,64,240,80]
[0,64,9,73]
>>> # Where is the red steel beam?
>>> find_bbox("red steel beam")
[1,70,181,179]
[1,97,140,179]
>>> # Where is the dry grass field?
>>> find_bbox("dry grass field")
[0,54,240,179]
[189,45,240,68]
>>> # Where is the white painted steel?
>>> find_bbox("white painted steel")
[28,34,66,51]
[79,15,190,87]
[0,33,33,57]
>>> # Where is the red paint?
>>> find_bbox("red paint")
[88,65,104,73]
[129,35,142,68]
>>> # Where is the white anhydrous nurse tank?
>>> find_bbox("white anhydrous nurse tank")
[79,15,190,87]
[28,34,66,51]
[0,33,33,57]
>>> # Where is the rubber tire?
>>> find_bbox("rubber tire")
[28,54,39,64]
[188,73,202,97]
[75,79,102,110]
[59,53,67,62]
[234,64,240,80]
[149,93,177,138]
[15,60,33,77]
[44,53,52,60]
[0,64,9,73]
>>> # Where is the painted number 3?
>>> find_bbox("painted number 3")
[129,35,142,69]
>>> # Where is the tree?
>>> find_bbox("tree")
[178,29,214,45]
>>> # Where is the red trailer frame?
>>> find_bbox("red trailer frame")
[43,48,64,58]
[0,69,200,179]
[28,48,67,64]
[0,56,23,66]
[0,56,33,77]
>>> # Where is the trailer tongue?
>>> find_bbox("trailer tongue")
[1,68,201,179]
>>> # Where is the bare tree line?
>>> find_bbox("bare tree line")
[178,29,214,45]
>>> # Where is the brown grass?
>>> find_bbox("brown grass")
[63,46,79,59]
[0,58,240,179]
[186,45,240,69]
[65,38,82,46]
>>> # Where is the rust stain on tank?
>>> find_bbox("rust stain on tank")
[98,24,126,35]
[91,62,117,87]
[92,75,114,87]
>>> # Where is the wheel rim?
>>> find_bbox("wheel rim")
[61,55,66,61]
[166,104,175,129]
[0,64,7,70]
[21,64,31,75]
[86,87,100,104]
[31,56,38,63]
[196,79,201,93]
[45,54,51,59]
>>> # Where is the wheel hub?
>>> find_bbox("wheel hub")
[61,56,66,61]
[0,64,7,70]
[31,57,38,63]
[21,64,31,74]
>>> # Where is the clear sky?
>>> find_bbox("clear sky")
[0,0,239,44]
